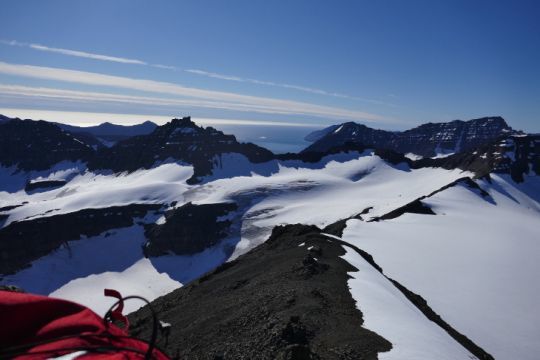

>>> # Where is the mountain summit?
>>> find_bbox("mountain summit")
[303,117,514,157]
[88,116,274,183]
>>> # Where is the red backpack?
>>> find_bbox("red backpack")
[0,289,170,359]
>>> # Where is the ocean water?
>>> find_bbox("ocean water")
[210,124,322,154]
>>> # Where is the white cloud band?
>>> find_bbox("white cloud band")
[0,61,391,122]
[1,39,393,105]
[0,107,321,127]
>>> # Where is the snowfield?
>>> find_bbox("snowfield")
[191,152,471,258]
[1,150,538,359]
[1,163,193,226]
[340,245,477,360]
[341,174,540,360]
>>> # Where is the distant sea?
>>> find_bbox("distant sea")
[210,124,322,154]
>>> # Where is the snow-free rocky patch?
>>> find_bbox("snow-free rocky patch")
[129,224,392,360]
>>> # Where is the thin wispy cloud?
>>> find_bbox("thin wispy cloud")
[0,61,394,123]
[0,84,331,116]
[0,39,393,106]
[0,107,320,127]
[184,69,394,106]
[151,64,177,70]
[28,44,148,65]
[185,69,244,82]
[1,39,148,65]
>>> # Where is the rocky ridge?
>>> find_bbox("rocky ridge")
[303,117,516,157]
[129,223,493,360]
[87,117,274,183]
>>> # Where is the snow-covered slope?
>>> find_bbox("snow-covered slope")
[340,174,540,360]
[1,151,469,309]
[340,245,477,360]
[1,162,193,226]
[1,116,538,359]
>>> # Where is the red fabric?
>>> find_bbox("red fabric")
[0,290,169,359]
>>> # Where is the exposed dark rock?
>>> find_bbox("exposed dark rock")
[460,177,492,198]
[88,117,274,183]
[320,229,494,360]
[278,142,410,170]
[391,117,513,157]
[129,224,392,359]
[0,119,95,171]
[307,245,322,256]
[368,176,492,222]
[0,204,162,275]
[357,207,373,216]
[277,142,369,163]
[0,285,24,292]
[24,180,67,193]
[319,234,384,273]
[303,122,396,154]
[415,134,539,182]
[322,219,349,237]
[372,200,435,221]
[144,202,237,256]
[389,279,494,360]
[0,204,23,212]
[303,117,515,157]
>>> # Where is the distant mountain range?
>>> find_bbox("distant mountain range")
[303,116,517,157]
[56,120,157,144]
[0,114,537,184]
[0,114,157,148]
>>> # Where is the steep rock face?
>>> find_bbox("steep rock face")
[0,204,162,275]
[88,117,274,183]
[303,117,514,157]
[392,117,512,156]
[417,134,539,182]
[130,224,392,359]
[0,119,95,171]
[144,202,237,256]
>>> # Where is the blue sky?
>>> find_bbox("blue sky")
[0,0,538,131]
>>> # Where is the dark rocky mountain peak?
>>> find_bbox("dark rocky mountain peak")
[149,116,214,139]
[302,122,395,154]
[88,117,274,183]
[169,116,199,129]
[303,116,516,157]
[0,118,95,171]
[394,116,513,156]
